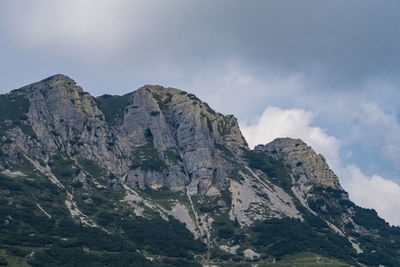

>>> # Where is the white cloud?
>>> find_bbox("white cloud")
[342,165,400,226]
[349,103,400,169]
[240,106,341,170]
[187,62,306,121]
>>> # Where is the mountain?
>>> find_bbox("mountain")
[0,74,399,266]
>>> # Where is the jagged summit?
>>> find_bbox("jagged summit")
[117,83,248,194]
[17,74,80,93]
[256,137,342,189]
[41,73,75,83]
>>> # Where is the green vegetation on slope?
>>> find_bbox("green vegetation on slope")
[0,158,206,266]
[164,149,181,165]
[130,143,167,172]
[78,157,106,178]
[251,217,356,263]
[151,91,172,111]
[307,185,400,266]
[96,93,133,126]
[0,93,30,122]
[48,154,80,183]
[216,252,349,267]
[0,93,37,140]
[244,150,292,193]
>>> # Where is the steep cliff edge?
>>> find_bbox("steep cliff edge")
[0,75,399,266]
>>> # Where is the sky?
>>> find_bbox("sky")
[1,0,400,225]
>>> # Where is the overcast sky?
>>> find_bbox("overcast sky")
[1,0,400,225]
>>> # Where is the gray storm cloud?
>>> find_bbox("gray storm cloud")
[1,0,400,90]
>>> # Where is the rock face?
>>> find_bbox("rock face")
[0,74,398,266]
[120,85,248,194]
[258,138,342,189]
[1,75,248,195]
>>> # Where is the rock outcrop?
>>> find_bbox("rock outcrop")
[258,138,342,189]
[121,85,248,194]
[1,74,248,195]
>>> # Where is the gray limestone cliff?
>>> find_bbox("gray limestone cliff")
[1,74,248,195]
[257,138,342,189]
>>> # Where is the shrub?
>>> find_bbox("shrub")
[218,228,234,239]
[49,154,78,181]
[96,92,133,126]
[130,144,166,172]
[244,150,292,193]
[78,158,105,178]
[0,94,29,122]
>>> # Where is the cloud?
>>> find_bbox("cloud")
[187,62,305,120]
[240,106,341,170]
[342,165,400,226]
[2,1,400,83]
[348,103,400,172]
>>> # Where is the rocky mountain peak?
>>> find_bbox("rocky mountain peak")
[121,84,249,157]
[41,73,77,84]
[19,74,81,94]
[28,74,100,115]
[1,75,399,266]
[257,137,342,189]
[0,75,251,195]
[120,84,248,194]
